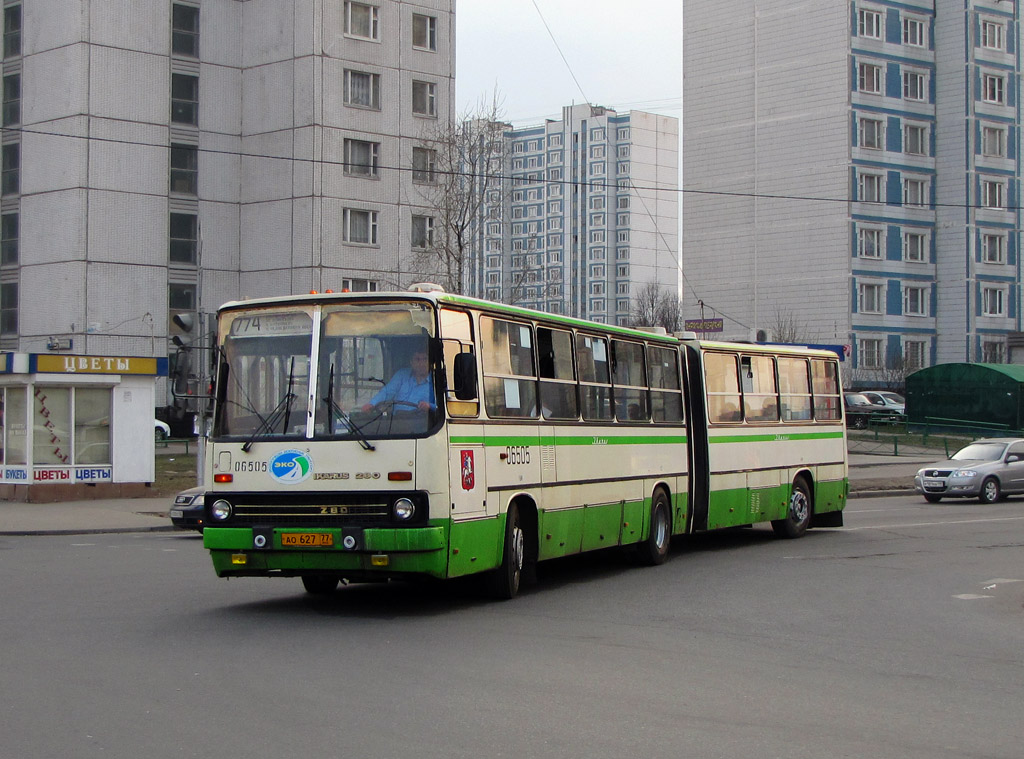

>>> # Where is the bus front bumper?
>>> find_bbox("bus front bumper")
[203,525,449,579]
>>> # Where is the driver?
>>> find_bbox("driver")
[361,350,435,412]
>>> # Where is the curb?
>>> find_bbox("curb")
[0,525,180,537]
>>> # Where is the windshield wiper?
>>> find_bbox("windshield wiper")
[242,358,297,452]
[324,365,375,451]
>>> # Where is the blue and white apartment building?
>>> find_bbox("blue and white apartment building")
[470,104,679,324]
[683,0,1021,375]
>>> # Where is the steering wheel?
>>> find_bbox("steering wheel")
[375,400,420,412]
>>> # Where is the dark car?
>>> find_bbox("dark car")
[843,392,900,429]
[915,438,1024,503]
[169,487,204,532]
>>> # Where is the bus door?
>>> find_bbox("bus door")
[684,344,710,532]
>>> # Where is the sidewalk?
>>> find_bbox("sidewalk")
[0,452,931,536]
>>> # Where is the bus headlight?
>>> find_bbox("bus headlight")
[211,499,233,521]
[393,498,416,521]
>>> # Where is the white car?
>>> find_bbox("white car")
[155,419,171,441]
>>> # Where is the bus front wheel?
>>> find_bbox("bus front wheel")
[772,478,812,539]
[488,503,526,600]
[637,489,671,565]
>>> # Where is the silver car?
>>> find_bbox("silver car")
[914,438,1024,503]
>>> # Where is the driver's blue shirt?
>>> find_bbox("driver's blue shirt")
[369,368,435,409]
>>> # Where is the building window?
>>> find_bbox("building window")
[904,124,927,155]
[981,286,1005,316]
[858,62,882,94]
[617,127,629,140]
[343,138,380,177]
[345,2,379,40]
[859,282,882,314]
[412,80,436,117]
[3,5,20,58]
[1,281,17,334]
[981,20,1004,51]
[981,179,1005,209]
[904,340,926,370]
[344,70,381,110]
[859,117,883,149]
[983,74,1005,104]
[169,282,195,314]
[343,209,378,245]
[858,9,881,39]
[982,340,1005,363]
[412,13,436,51]
[590,127,605,141]
[1,212,17,265]
[981,233,1005,264]
[170,143,198,194]
[903,71,926,101]
[170,73,198,125]
[858,172,882,203]
[903,177,928,207]
[411,215,434,248]
[859,227,882,259]
[2,73,19,125]
[2,143,19,196]
[982,126,1005,157]
[343,278,377,293]
[903,231,926,262]
[903,17,925,47]
[169,213,197,264]
[903,285,927,316]
[171,4,199,57]
[590,144,605,159]
[859,338,882,369]
[411,147,436,183]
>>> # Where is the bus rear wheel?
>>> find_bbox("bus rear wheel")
[301,575,339,595]
[772,478,812,539]
[636,489,671,565]
[488,503,526,600]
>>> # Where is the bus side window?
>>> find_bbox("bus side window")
[612,340,649,422]
[811,359,841,420]
[576,334,613,421]
[481,316,537,418]
[705,353,741,423]
[777,357,811,421]
[740,355,778,423]
[440,308,478,418]
[647,345,683,423]
[537,327,578,419]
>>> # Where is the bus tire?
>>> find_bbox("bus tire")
[636,489,671,566]
[772,477,812,539]
[301,575,339,595]
[488,503,526,600]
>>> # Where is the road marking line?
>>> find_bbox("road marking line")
[844,516,1024,531]
[954,594,994,600]
[984,578,1023,585]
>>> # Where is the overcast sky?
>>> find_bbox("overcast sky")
[454,0,683,127]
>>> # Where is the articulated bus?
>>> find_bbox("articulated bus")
[200,289,847,598]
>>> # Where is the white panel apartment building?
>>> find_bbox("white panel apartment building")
[683,0,1021,374]
[471,104,679,325]
[0,0,453,406]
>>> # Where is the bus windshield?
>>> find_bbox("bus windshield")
[213,300,440,441]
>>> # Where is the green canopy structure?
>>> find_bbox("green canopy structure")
[905,363,1024,431]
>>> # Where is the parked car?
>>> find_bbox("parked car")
[914,438,1024,503]
[843,392,900,429]
[155,419,171,441]
[169,486,204,532]
[858,390,905,414]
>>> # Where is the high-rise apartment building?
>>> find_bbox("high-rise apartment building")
[682,1,1020,375]
[0,0,453,410]
[470,104,679,325]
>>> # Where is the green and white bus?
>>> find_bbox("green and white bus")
[200,289,847,598]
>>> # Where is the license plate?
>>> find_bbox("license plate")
[924,480,943,488]
[281,532,334,548]
[170,509,183,518]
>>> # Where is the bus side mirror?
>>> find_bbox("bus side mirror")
[453,353,478,400]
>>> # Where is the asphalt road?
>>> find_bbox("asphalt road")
[1,494,1022,759]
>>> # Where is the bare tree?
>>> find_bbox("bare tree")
[766,308,806,344]
[410,92,512,295]
[630,282,682,332]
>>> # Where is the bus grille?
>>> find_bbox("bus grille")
[205,491,429,528]
[232,503,391,527]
